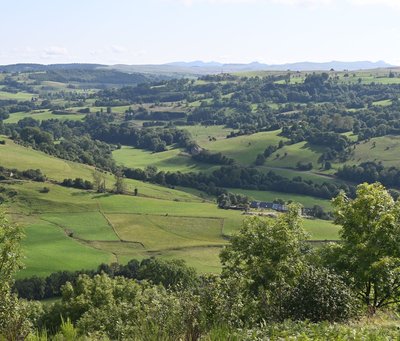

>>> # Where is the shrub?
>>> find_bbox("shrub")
[284,266,358,322]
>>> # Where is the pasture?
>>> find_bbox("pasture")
[227,188,332,211]
[183,125,234,145]
[0,130,341,277]
[0,136,203,202]
[264,141,325,169]
[4,110,85,124]
[113,146,213,173]
[204,129,288,165]
[0,91,36,101]
[3,180,339,277]
[343,135,400,169]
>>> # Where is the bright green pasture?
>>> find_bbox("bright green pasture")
[182,125,234,145]
[265,141,324,169]
[4,110,85,123]
[0,91,36,101]
[0,137,102,182]
[0,137,202,202]
[205,130,288,165]
[108,213,224,250]
[5,180,339,277]
[42,212,119,241]
[40,81,68,89]
[20,220,113,278]
[260,166,340,185]
[227,188,331,211]
[113,146,213,173]
[155,246,223,273]
[343,135,400,169]
[341,131,358,142]
[302,219,339,240]
[372,99,392,106]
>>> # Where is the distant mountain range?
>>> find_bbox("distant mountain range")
[0,60,395,76]
[165,60,394,72]
[0,63,104,73]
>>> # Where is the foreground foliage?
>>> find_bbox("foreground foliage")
[3,183,400,340]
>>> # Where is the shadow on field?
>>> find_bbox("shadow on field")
[92,193,114,198]
[71,191,89,196]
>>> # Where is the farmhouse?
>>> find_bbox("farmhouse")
[250,201,314,217]
[250,201,288,212]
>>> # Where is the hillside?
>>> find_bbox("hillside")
[0,135,338,277]
[3,67,400,281]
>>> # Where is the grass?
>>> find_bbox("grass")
[0,137,202,202]
[0,136,102,182]
[264,141,324,169]
[0,91,36,101]
[3,178,339,277]
[227,188,331,211]
[302,219,339,240]
[260,166,340,185]
[154,246,223,273]
[372,99,392,106]
[4,110,85,123]
[0,128,343,277]
[108,213,224,250]
[343,135,400,169]
[112,125,237,173]
[42,212,119,241]
[182,125,234,145]
[20,219,113,278]
[205,130,288,165]
[113,146,213,173]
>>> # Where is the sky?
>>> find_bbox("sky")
[1,0,399,65]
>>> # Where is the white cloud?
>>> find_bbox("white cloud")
[43,46,68,56]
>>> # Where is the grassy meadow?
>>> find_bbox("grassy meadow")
[113,146,213,173]
[0,136,201,202]
[343,135,400,168]
[204,130,288,165]
[3,175,339,277]
[4,110,85,123]
[0,90,36,101]
[227,188,332,211]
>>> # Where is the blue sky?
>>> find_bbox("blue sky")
[1,0,399,65]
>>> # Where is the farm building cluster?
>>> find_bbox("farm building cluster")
[250,201,313,216]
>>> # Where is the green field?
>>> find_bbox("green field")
[183,125,234,145]
[4,110,85,123]
[372,99,392,106]
[0,123,341,278]
[234,69,400,85]
[264,141,324,169]
[0,91,36,101]
[113,146,213,173]
[42,212,119,241]
[2,179,338,277]
[112,124,236,173]
[227,188,331,211]
[113,128,338,186]
[343,135,400,169]
[0,136,203,202]
[21,219,113,278]
[204,130,288,165]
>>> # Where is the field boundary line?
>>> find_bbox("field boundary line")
[99,210,123,242]
[39,217,116,256]
[147,244,226,253]
[104,212,224,220]
[145,215,225,244]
